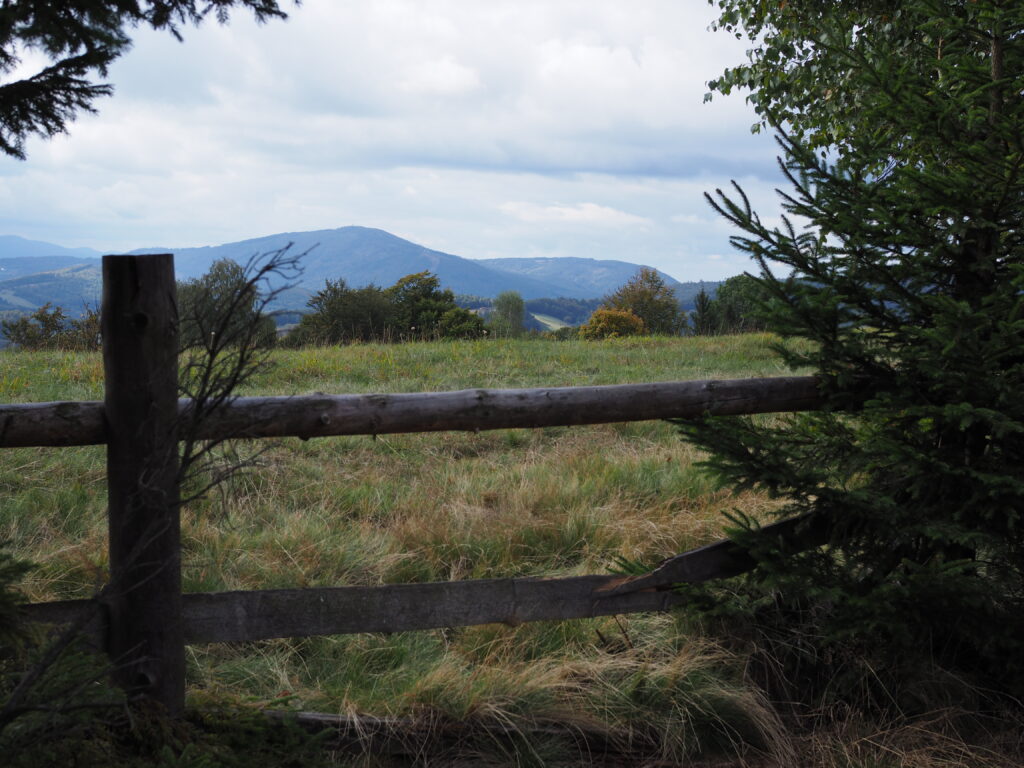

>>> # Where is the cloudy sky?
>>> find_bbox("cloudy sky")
[0,0,787,282]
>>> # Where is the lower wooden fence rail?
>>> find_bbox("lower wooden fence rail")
[6,253,827,717]
[24,512,828,646]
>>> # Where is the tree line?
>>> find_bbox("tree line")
[577,267,766,339]
[0,262,766,350]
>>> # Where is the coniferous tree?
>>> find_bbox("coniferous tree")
[684,0,1024,704]
[689,275,769,335]
[689,288,716,335]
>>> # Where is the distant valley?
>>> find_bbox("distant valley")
[0,227,720,322]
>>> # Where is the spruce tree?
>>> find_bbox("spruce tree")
[685,0,1024,705]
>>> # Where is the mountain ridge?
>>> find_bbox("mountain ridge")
[0,226,715,317]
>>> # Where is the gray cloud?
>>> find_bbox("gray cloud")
[0,0,788,281]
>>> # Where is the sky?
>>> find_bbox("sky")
[0,0,788,283]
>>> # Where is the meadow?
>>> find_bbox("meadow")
[3,334,1016,766]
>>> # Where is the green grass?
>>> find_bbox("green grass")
[7,333,1016,765]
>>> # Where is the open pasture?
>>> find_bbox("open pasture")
[3,334,803,762]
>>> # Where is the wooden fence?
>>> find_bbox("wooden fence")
[4,253,825,716]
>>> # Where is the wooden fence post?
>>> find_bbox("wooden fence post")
[101,253,184,715]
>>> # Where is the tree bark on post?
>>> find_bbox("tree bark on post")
[101,253,184,715]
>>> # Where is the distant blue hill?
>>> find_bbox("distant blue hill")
[0,226,713,317]
[0,255,97,282]
[0,235,101,261]
[129,226,564,300]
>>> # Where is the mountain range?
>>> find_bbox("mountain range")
[0,227,716,318]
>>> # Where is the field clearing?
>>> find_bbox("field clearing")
[4,333,809,763]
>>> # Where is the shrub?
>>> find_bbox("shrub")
[579,308,645,339]
[439,307,485,339]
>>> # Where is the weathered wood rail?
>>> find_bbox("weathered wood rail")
[6,253,826,715]
[0,376,822,448]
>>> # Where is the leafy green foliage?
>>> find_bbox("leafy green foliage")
[438,306,486,339]
[178,258,276,351]
[288,271,484,344]
[0,1,291,159]
[284,278,397,345]
[388,271,458,337]
[0,302,99,350]
[708,0,922,154]
[689,0,1024,707]
[602,267,686,335]
[488,290,526,337]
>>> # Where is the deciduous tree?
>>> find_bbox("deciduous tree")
[602,268,685,335]
[1,302,99,349]
[178,258,275,350]
[289,271,483,344]
[488,291,526,337]
[289,279,398,344]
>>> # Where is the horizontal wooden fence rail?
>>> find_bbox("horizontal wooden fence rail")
[25,574,685,646]
[23,512,826,645]
[0,375,822,448]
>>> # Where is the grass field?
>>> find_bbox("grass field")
[4,334,1020,766]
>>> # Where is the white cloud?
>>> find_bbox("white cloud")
[499,202,650,227]
[399,56,481,96]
